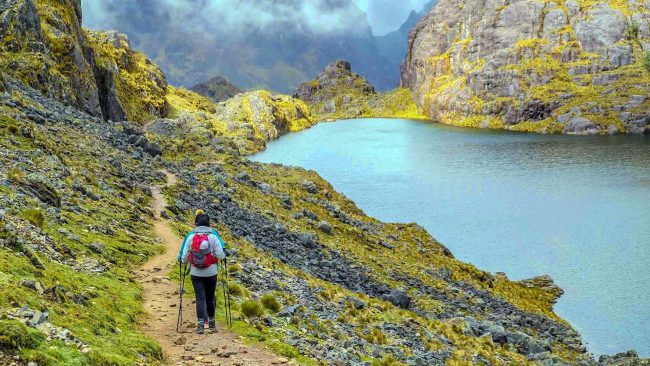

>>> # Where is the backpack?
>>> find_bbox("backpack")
[189,233,217,268]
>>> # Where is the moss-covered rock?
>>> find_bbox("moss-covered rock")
[87,31,168,123]
[402,0,650,134]
[294,60,427,121]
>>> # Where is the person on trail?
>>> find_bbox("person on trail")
[179,210,226,334]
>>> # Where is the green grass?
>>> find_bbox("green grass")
[21,208,45,228]
[644,51,650,73]
[0,320,45,349]
[260,294,282,313]
[240,300,264,319]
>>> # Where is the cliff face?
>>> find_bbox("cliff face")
[401,0,650,134]
[0,0,167,123]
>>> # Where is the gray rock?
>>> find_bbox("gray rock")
[317,221,332,234]
[297,232,318,248]
[277,304,303,318]
[87,242,106,254]
[628,119,648,134]
[29,310,48,327]
[563,117,599,135]
[301,180,318,194]
[383,289,412,309]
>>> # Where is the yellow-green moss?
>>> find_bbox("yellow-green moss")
[87,31,168,123]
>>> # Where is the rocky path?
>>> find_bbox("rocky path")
[136,171,291,366]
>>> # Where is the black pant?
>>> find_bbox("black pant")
[191,275,217,321]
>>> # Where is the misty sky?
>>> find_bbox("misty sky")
[82,0,431,36]
[352,0,431,35]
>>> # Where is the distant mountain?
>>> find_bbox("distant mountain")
[374,0,437,73]
[191,76,243,102]
[81,0,399,93]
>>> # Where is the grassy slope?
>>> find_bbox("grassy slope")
[0,108,164,364]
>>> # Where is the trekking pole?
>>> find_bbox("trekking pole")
[176,263,188,332]
[224,258,233,326]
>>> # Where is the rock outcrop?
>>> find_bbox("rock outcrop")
[294,60,425,121]
[401,0,650,134]
[0,0,167,123]
[190,75,243,102]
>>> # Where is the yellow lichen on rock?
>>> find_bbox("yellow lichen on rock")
[87,31,168,123]
[402,0,650,134]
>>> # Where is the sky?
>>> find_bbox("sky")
[352,0,432,35]
[81,0,431,36]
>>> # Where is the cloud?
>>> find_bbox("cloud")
[82,0,371,35]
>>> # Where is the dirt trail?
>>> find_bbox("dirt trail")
[136,171,291,366]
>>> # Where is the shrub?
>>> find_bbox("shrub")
[371,355,403,366]
[227,263,242,273]
[0,320,45,349]
[7,167,25,182]
[362,328,387,344]
[6,124,19,135]
[240,300,264,319]
[260,294,282,313]
[227,283,247,298]
[644,51,650,73]
[22,208,45,228]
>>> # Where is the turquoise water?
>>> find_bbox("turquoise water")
[252,118,650,357]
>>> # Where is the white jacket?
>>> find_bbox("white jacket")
[180,226,226,277]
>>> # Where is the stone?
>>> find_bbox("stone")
[317,221,332,234]
[300,180,318,193]
[144,142,162,156]
[382,289,412,309]
[563,117,599,135]
[278,304,303,318]
[628,119,648,134]
[87,242,106,254]
[29,310,48,326]
[20,280,44,295]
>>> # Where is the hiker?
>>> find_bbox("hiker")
[179,210,226,334]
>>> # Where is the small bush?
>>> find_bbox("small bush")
[644,51,650,73]
[371,355,402,366]
[7,167,25,182]
[227,263,242,273]
[227,283,246,298]
[260,294,282,313]
[362,328,387,344]
[22,208,45,228]
[240,300,264,319]
[0,320,45,349]
[6,124,19,135]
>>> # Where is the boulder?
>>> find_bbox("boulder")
[317,221,332,234]
[563,117,599,135]
[382,289,412,309]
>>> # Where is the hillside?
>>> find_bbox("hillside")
[401,0,650,134]
[293,60,426,121]
[0,1,648,366]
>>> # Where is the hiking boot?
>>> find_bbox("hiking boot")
[207,318,216,333]
[196,322,205,334]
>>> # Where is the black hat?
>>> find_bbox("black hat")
[195,213,210,227]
